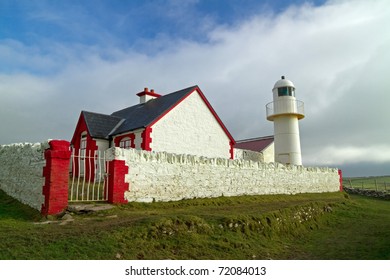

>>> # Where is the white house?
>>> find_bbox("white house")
[71,86,236,169]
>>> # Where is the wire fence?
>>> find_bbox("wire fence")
[345,177,390,193]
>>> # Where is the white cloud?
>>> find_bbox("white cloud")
[0,0,389,175]
[305,145,390,165]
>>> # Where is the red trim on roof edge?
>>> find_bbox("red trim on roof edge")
[148,86,236,145]
[70,112,86,145]
[229,141,234,159]
[195,87,236,145]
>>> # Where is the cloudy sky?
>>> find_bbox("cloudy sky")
[1,0,389,177]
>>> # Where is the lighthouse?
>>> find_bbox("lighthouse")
[266,76,305,165]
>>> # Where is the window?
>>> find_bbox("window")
[119,137,131,149]
[278,87,295,97]
[80,132,87,159]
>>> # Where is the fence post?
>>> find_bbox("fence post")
[41,140,71,216]
[107,157,129,204]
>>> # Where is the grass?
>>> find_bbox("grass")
[285,195,390,259]
[0,189,389,260]
[344,176,390,192]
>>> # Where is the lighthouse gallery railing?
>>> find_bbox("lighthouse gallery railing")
[266,99,305,121]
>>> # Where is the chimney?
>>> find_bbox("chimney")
[136,87,162,104]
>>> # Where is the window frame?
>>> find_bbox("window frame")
[119,137,132,149]
[278,86,295,97]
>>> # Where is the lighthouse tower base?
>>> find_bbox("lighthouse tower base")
[273,115,302,165]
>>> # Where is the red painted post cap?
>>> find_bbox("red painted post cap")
[49,140,70,151]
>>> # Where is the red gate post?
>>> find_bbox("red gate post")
[107,159,129,204]
[338,169,343,192]
[41,140,71,216]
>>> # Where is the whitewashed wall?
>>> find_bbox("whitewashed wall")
[263,142,275,163]
[106,147,340,203]
[151,90,231,159]
[0,142,48,210]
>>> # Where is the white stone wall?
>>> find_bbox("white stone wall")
[151,90,231,159]
[0,142,48,210]
[106,147,340,203]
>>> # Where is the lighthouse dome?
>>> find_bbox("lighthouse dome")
[273,76,295,90]
[272,76,296,97]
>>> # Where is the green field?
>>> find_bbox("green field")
[344,176,390,191]
[0,189,389,260]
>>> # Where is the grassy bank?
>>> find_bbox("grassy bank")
[0,190,389,260]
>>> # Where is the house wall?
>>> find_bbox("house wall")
[106,147,340,203]
[234,148,264,162]
[234,143,274,163]
[134,130,143,149]
[263,143,275,163]
[112,129,144,150]
[151,90,231,159]
[96,139,109,151]
[0,142,48,210]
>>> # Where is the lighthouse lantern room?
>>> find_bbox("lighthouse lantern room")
[266,76,305,165]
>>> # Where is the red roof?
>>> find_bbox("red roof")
[234,136,274,152]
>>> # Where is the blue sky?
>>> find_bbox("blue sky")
[1,0,325,73]
[2,1,325,47]
[1,0,389,177]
